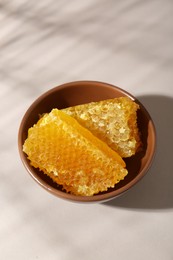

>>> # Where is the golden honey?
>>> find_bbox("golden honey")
[62,97,141,157]
[23,109,128,196]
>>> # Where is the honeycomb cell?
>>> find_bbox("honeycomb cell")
[23,109,128,196]
[62,97,141,157]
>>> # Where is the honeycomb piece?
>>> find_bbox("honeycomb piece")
[23,109,128,196]
[62,97,141,157]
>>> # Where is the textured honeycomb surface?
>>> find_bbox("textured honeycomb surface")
[23,109,128,196]
[62,97,141,157]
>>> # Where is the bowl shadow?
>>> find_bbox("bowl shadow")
[104,95,173,210]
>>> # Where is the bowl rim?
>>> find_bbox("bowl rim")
[18,80,157,202]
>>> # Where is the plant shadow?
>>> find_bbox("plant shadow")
[104,95,173,210]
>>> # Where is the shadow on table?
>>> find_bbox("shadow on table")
[104,95,173,211]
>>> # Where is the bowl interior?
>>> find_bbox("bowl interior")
[19,81,156,202]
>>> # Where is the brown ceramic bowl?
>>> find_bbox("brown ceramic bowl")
[18,81,156,202]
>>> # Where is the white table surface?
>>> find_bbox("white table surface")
[1,0,173,259]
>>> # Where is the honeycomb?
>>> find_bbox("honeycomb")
[62,97,141,157]
[23,109,128,196]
